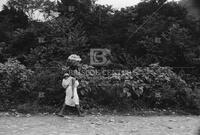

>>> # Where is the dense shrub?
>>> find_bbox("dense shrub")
[1,60,199,113]
[121,64,190,108]
[0,58,33,109]
[178,73,200,112]
[30,67,64,106]
[78,63,194,109]
[189,85,200,111]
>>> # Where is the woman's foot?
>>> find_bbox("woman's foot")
[78,113,84,117]
[75,105,84,117]
[56,113,64,117]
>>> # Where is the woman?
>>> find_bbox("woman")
[57,54,83,117]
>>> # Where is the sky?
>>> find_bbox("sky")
[0,0,180,10]
[96,0,144,9]
[0,0,7,10]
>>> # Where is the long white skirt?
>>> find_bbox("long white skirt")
[65,86,79,107]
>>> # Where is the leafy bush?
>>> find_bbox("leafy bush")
[30,67,64,106]
[1,60,198,113]
[78,63,192,109]
[0,58,33,109]
[121,63,190,108]
[178,73,200,112]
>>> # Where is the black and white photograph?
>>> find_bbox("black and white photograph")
[0,0,200,135]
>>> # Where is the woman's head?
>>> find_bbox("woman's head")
[63,73,70,79]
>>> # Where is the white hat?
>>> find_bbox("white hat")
[68,54,82,62]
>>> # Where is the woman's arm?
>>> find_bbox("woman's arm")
[62,79,69,89]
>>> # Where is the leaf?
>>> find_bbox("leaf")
[127,92,131,97]
[80,90,85,95]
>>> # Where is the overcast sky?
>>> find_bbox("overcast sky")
[97,0,143,9]
[0,0,180,10]
[0,0,7,10]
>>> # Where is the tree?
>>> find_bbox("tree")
[0,5,28,31]
[180,0,200,19]
[58,0,94,16]
[7,0,57,20]
[24,16,89,67]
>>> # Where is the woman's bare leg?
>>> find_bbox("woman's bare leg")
[75,105,84,117]
[58,103,66,116]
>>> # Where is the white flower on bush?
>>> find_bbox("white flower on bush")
[111,73,121,80]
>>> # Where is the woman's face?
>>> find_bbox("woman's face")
[72,60,81,67]
[64,75,69,79]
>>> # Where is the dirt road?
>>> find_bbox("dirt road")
[0,115,199,135]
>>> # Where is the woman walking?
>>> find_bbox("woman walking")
[57,54,83,117]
